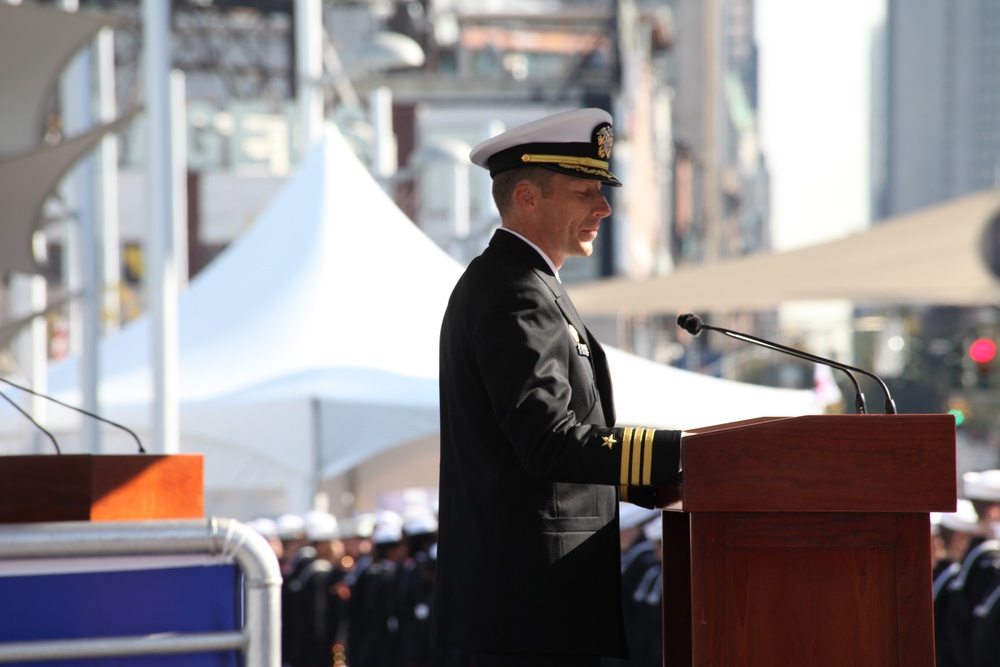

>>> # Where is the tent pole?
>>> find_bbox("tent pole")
[144,0,180,454]
[311,398,323,510]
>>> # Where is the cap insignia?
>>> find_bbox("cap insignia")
[596,125,614,160]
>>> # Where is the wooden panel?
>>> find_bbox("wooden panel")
[662,512,692,667]
[723,512,897,549]
[0,455,203,523]
[664,513,937,667]
[0,456,95,522]
[725,545,896,666]
[681,415,955,513]
[895,514,935,666]
[690,515,728,667]
[91,455,203,521]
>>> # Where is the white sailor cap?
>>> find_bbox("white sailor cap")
[304,510,340,541]
[963,470,1000,502]
[249,517,279,539]
[275,513,306,540]
[340,512,376,539]
[372,521,404,545]
[643,515,663,542]
[619,502,661,530]
[403,512,439,536]
[469,108,621,186]
[938,499,979,533]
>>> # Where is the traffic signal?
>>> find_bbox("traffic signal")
[947,396,970,427]
[969,337,997,387]
[969,338,996,364]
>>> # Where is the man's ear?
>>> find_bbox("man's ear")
[513,181,536,211]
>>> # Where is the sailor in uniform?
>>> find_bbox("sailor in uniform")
[937,470,1000,667]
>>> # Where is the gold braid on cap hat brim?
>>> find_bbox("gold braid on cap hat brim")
[520,153,610,170]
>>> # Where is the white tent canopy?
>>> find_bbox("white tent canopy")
[0,124,818,518]
[568,189,1000,315]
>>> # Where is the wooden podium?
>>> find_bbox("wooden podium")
[0,454,204,523]
[657,414,956,667]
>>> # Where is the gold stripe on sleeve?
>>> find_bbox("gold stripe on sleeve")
[642,428,655,485]
[620,428,634,486]
[630,428,644,485]
[619,484,629,501]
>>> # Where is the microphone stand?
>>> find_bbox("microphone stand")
[679,315,897,415]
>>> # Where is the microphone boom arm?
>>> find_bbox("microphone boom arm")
[704,323,896,415]
[0,378,146,453]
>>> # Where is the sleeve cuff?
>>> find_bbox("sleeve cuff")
[616,427,681,487]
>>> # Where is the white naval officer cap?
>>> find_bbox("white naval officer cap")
[963,469,1000,502]
[469,108,622,186]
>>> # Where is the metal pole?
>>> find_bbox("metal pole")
[295,0,324,154]
[60,0,101,452]
[144,0,180,453]
[172,70,189,291]
[369,86,396,192]
[97,25,122,336]
[10,264,48,454]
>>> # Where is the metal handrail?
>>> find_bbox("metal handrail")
[0,518,281,666]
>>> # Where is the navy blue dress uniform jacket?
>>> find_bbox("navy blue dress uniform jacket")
[432,230,681,659]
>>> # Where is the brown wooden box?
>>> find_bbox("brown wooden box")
[0,454,204,523]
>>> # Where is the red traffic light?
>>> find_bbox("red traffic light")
[969,338,997,364]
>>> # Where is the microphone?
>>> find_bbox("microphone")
[677,313,897,415]
[0,389,61,454]
[0,377,146,453]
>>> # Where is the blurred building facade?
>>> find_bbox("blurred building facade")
[872,0,1000,220]
[4,0,774,384]
[868,0,1000,460]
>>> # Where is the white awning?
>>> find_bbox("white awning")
[0,4,116,157]
[567,189,1000,315]
[0,3,125,277]
[0,114,136,276]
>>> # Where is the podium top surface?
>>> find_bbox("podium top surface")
[0,454,204,523]
[669,414,956,514]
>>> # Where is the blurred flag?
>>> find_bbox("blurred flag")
[813,363,844,411]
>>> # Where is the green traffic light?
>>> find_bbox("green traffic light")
[948,408,966,426]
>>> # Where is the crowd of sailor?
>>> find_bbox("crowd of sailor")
[248,499,667,667]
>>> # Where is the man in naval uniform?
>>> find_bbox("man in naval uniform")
[432,108,683,667]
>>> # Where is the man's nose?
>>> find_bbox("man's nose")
[596,195,612,218]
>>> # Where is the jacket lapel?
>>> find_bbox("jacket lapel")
[487,230,617,426]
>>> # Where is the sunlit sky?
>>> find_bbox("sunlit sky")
[756,0,887,251]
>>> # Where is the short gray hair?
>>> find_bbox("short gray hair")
[491,167,556,218]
